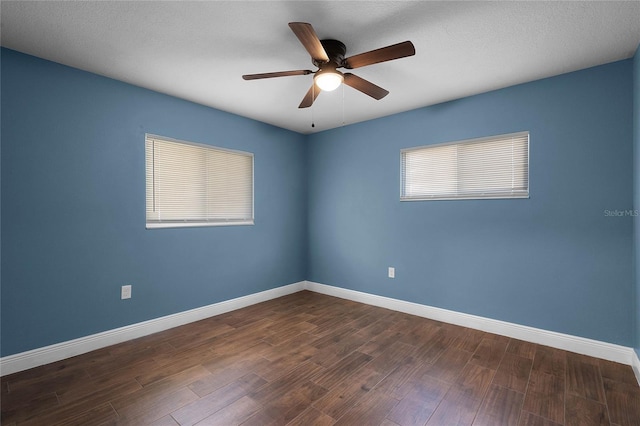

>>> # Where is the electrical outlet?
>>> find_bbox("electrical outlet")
[388,267,395,279]
[121,285,132,299]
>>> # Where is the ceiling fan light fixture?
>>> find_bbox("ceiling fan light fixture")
[243,22,416,108]
[314,69,344,91]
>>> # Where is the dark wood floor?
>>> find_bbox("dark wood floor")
[2,291,639,426]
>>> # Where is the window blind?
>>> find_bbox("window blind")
[145,135,254,228]
[401,132,529,201]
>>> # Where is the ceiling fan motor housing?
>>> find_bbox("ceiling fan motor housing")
[314,39,347,68]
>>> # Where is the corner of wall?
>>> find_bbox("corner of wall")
[302,136,311,280]
[633,42,640,361]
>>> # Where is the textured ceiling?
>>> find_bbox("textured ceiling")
[2,1,640,134]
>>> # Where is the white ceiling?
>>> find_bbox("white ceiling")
[2,1,640,134]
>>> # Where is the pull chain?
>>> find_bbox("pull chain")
[311,83,315,128]
[342,83,345,127]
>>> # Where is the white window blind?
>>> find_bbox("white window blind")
[401,132,529,201]
[145,135,254,228]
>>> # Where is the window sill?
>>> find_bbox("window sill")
[146,220,254,229]
[400,194,529,202]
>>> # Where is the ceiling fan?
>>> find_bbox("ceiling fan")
[242,22,415,108]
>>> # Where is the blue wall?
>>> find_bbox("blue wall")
[307,60,634,346]
[634,44,640,359]
[0,49,308,356]
[2,47,637,357]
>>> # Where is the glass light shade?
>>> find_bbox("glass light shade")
[314,71,344,91]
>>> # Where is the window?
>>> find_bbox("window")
[401,132,529,201]
[145,135,254,228]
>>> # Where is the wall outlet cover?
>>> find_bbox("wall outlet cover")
[121,285,132,299]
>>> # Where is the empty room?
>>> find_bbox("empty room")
[2,1,640,425]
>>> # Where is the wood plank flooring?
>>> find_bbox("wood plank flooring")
[2,291,639,425]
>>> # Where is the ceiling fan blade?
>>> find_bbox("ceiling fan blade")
[298,83,321,108]
[343,73,389,100]
[343,41,415,69]
[242,70,313,80]
[288,22,330,63]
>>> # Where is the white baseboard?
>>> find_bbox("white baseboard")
[2,279,638,387]
[632,349,640,385]
[0,281,305,377]
[305,281,639,373]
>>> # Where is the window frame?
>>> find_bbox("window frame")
[145,134,254,229]
[400,131,530,202]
